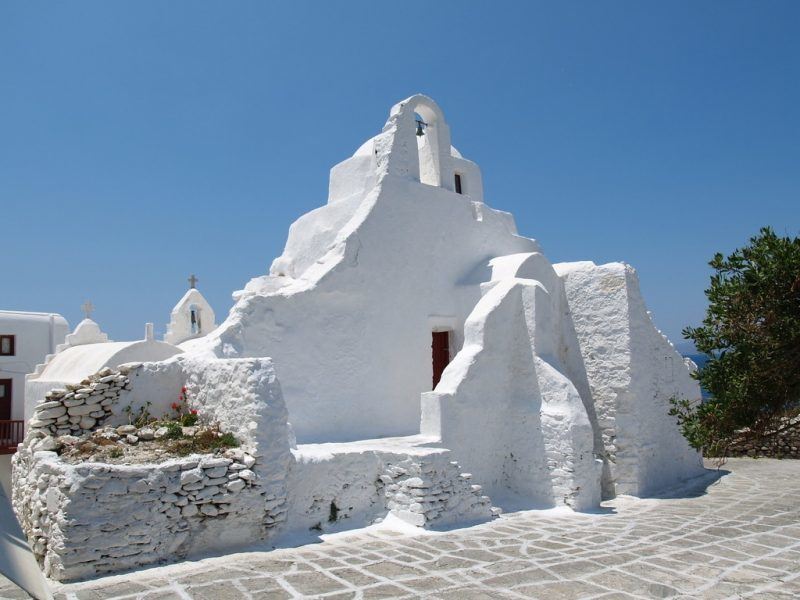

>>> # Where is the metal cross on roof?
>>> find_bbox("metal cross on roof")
[81,300,94,319]
[188,274,198,289]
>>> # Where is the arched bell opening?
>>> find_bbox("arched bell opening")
[413,104,442,188]
[189,303,202,335]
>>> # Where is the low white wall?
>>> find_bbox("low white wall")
[285,449,385,533]
[284,443,493,534]
[12,356,293,582]
[12,449,277,581]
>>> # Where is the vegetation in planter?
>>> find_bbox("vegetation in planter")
[171,386,199,426]
[54,385,240,464]
[166,425,240,456]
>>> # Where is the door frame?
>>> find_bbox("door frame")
[0,378,12,420]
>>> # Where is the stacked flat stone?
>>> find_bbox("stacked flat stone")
[161,452,259,518]
[723,416,800,459]
[378,455,496,527]
[11,443,287,581]
[29,366,132,438]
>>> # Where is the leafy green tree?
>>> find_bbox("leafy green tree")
[670,227,800,455]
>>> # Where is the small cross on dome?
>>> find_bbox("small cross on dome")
[81,300,94,319]
[188,274,198,289]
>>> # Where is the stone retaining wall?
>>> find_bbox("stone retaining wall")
[11,447,281,581]
[13,356,292,582]
[27,366,131,439]
[380,453,495,527]
[723,416,800,459]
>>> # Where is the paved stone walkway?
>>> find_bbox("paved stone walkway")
[2,458,799,599]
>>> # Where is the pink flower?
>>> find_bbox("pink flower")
[190,409,198,415]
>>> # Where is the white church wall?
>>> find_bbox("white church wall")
[328,153,376,205]
[187,173,537,443]
[421,277,601,511]
[554,261,705,497]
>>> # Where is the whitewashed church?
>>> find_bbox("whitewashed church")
[12,95,706,581]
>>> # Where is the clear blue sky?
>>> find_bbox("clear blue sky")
[1,1,798,348]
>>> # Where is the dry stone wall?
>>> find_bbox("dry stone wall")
[379,453,496,527]
[11,446,283,581]
[723,416,800,459]
[27,366,131,439]
[12,357,292,582]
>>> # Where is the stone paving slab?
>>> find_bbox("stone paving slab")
[2,458,799,599]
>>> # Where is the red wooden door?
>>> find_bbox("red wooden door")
[431,331,450,389]
[0,379,11,420]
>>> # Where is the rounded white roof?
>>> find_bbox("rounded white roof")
[36,340,182,383]
[0,310,69,326]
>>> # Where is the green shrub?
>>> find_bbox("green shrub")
[677,227,800,453]
[180,413,199,426]
[164,422,183,440]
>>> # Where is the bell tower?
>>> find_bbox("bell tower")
[164,275,217,345]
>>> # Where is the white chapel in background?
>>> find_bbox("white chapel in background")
[164,275,217,346]
[55,301,112,353]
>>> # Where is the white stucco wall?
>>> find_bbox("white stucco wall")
[555,261,705,497]
[421,271,601,511]
[0,311,69,420]
[184,95,536,443]
[179,94,704,499]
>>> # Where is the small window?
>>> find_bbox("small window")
[454,173,463,194]
[189,306,201,335]
[0,335,14,356]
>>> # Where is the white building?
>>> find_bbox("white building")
[0,311,69,423]
[183,94,705,504]
[12,95,708,581]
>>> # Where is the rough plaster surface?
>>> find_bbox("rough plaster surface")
[555,261,705,497]
[421,275,601,511]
